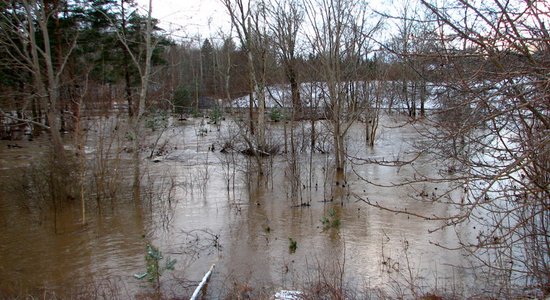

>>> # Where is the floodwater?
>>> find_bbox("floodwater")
[0,114,477,298]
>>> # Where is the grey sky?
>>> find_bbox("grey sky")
[135,0,395,46]
[135,0,231,40]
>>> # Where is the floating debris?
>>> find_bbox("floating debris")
[273,289,303,300]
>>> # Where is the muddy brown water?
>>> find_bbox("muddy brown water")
[0,114,476,298]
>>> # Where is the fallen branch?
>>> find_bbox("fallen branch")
[0,109,50,130]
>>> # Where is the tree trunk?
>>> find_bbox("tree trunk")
[121,0,134,117]
[420,80,426,117]
[249,91,255,135]
[333,120,345,171]
[287,64,301,119]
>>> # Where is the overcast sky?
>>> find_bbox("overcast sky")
[134,0,398,47]
[135,0,231,42]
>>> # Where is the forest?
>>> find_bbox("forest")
[0,0,548,299]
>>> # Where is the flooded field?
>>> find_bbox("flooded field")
[0,113,480,298]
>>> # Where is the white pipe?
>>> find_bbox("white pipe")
[190,264,215,300]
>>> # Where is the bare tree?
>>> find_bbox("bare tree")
[0,1,81,213]
[265,0,305,203]
[305,0,378,173]
[105,0,157,196]
[268,0,303,116]
[0,1,77,155]
[382,0,433,118]
[359,0,550,295]
[362,55,384,147]
[221,0,272,175]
